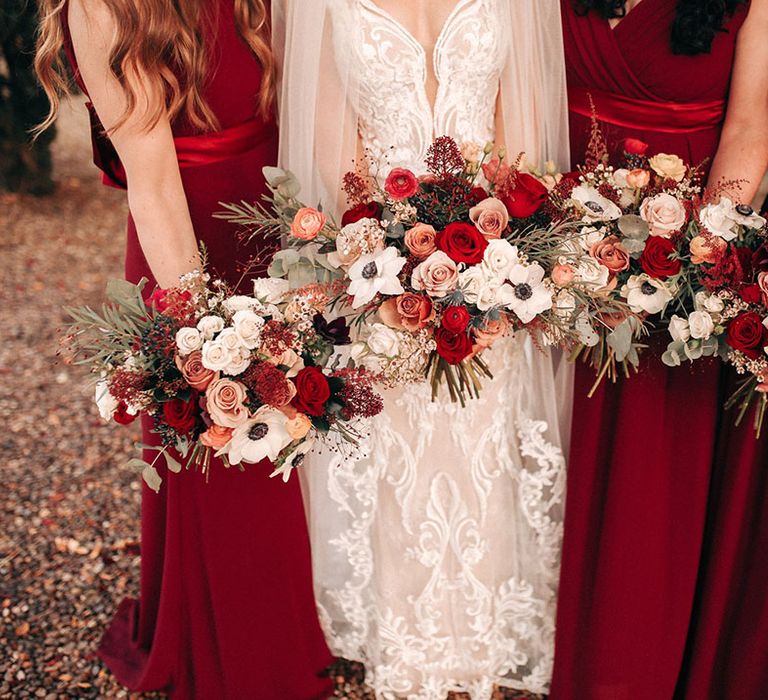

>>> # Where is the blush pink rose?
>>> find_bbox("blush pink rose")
[639,193,687,238]
[404,223,438,258]
[590,236,630,274]
[291,207,326,240]
[469,197,509,239]
[175,350,218,391]
[378,293,435,331]
[205,378,249,428]
[626,169,651,189]
[411,251,459,298]
[758,271,768,306]
[551,263,576,286]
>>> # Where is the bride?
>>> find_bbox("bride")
[274,1,571,696]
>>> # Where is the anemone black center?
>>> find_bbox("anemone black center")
[291,453,305,469]
[515,283,533,300]
[584,201,604,214]
[361,261,378,280]
[248,422,269,440]
[641,281,657,296]
[736,203,754,217]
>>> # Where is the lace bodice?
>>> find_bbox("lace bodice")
[332,0,506,176]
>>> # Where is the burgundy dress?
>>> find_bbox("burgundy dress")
[551,2,767,699]
[64,3,334,698]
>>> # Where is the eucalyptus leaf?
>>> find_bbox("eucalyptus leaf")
[606,318,635,362]
[617,214,649,240]
[684,341,704,361]
[142,465,163,493]
[164,451,183,474]
[662,347,682,367]
[125,458,152,473]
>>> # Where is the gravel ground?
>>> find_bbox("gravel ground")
[0,99,545,700]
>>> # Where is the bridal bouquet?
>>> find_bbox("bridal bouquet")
[64,271,382,488]
[220,137,619,404]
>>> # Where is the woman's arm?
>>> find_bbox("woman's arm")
[707,0,768,204]
[68,0,201,288]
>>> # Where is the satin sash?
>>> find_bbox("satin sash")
[568,86,726,134]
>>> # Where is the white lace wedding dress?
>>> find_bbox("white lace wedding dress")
[274,1,572,697]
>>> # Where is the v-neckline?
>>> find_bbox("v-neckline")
[359,0,474,65]
[607,0,651,33]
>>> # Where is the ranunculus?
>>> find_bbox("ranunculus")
[163,396,198,435]
[552,263,575,286]
[473,315,510,348]
[502,172,548,218]
[689,235,727,264]
[469,197,509,239]
[590,235,630,274]
[411,251,460,298]
[639,193,686,237]
[623,138,649,156]
[649,153,687,182]
[384,168,419,200]
[441,306,470,334]
[434,327,473,365]
[378,293,435,332]
[727,312,768,359]
[640,236,681,279]
[113,402,137,425]
[291,207,326,240]
[404,223,438,258]
[341,201,383,226]
[175,327,203,356]
[626,169,651,189]
[176,350,218,391]
[291,366,331,417]
[206,378,249,428]
[436,221,488,265]
[199,424,234,449]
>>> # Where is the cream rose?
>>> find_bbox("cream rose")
[205,378,249,428]
[175,327,203,356]
[404,223,438,258]
[291,207,326,241]
[639,193,686,237]
[688,310,715,340]
[366,323,401,357]
[469,197,509,239]
[232,309,265,350]
[201,339,232,372]
[197,315,225,340]
[411,251,459,298]
[668,315,691,343]
[481,239,519,281]
[649,153,686,182]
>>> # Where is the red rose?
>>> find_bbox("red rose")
[291,366,331,417]
[436,222,488,265]
[442,306,470,334]
[384,168,419,200]
[741,284,763,305]
[640,236,681,279]
[726,312,768,359]
[623,138,649,156]
[434,327,473,365]
[341,201,383,226]
[501,172,548,219]
[468,186,488,205]
[163,396,198,435]
[113,402,137,426]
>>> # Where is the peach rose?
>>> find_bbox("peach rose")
[199,424,234,449]
[649,153,687,182]
[590,236,630,274]
[291,207,326,240]
[205,378,249,428]
[469,197,509,239]
[626,169,651,189]
[175,350,218,391]
[404,223,437,258]
[286,413,312,440]
[639,193,687,237]
[551,263,576,286]
[473,314,510,349]
[690,235,727,264]
[411,251,459,298]
[378,293,435,332]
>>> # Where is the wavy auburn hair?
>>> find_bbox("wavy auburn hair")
[35,0,275,134]
[574,0,747,55]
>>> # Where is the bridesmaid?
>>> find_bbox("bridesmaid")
[551,1,768,699]
[35,1,333,697]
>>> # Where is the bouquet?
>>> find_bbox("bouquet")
[219,137,624,405]
[65,271,382,488]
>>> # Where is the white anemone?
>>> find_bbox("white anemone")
[498,263,553,323]
[217,407,292,465]
[347,247,406,308]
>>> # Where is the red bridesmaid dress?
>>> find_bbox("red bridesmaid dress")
[64,3,333,698]
[551,2,766,699]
